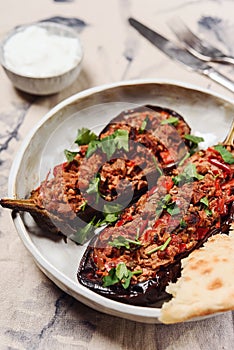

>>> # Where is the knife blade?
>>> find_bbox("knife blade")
[129,17,234,93]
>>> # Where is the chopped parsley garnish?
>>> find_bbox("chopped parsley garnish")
[139,116,149,133]
[180,219,187,228]
[75,127,98,146]
[86,129,129,159]
[79,200,87,211]
[178,152,190,166]
[200,196,209,207]
[200,196,212,216]
[64,149,78,163]
[156,194,180,217]
[172,163,204,185]
[146,236,172,255]
[214,145,234,164]
[103,262,142,289]
[184,134,204,154]
[160,116,179,126]
[64,127,98,162]
[86,175,101,203]
[155,194,171,217]
[85,139,99,158]
[153,156,163,176]
[205,209,213,217]
[72,216,96,244]
[109,235,142,249]
[166,202,181,216]
[99,204,123,225]
[87,175,100,195]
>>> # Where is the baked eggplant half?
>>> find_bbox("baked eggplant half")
[78,145,234,305]
[1,105,192,243]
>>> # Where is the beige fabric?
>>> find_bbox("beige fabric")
[159,227,234,324]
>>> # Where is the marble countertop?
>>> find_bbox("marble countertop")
[0,0,234,349]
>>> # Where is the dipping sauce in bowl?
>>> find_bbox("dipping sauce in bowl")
[0,22,84,95]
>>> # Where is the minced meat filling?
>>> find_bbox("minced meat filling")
[30,106,191,220]
[92,146,234,284]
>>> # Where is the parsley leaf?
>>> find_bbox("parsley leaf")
[184,134,204,154]
[153,156,163,176]
[160,116,179,126]
[79,200,87,211]
[75,127,98,146]
[180,219,187,228]
[109,235,142,249]
[103,262,142,289]
[155,194,180,217]
[64,149,78,163]
[178,152,190,166]
[86,140,100,158]
[112,129,129,152]
[121,271,133,289]
[166,202,180,216]
[200,197,212,216]
[155,194,172,217]
[147,236,172,255]
[102,268,119,287]
[200,196,209,207]
[86,175,101,204]
[86,129,129,159]
[139,116,149,133]
[86,176,100,194]
[103,213,119,224]
[184,134,204,145]
[205,208,213,216]
[72,216,96,244]
[173,163,204,185]
[116,262,129,280]
[100,135,117,159]
[214,145,234,164]
[98,204,123,226]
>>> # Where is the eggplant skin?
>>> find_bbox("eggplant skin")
[77,209,233,306]
[77,234,181,305]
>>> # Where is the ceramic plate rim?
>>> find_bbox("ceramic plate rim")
[8,78,234,324]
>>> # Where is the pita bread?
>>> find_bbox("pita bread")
[159,227,234,324]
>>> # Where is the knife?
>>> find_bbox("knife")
[129,17,234,93]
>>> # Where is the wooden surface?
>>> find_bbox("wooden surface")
[0,0,234,349]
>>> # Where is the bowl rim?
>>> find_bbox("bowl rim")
[0,21,84,79]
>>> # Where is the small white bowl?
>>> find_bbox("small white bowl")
[0,22,83,95]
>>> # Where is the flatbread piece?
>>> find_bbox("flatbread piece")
[159,228,234,324]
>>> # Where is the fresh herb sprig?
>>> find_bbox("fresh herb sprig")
[184,134,204,154]
[155,194,180,218]
[99,204,123,225]
[86,175,101,203]
[146,236,172,255]
[71,216,97,244]
[109,235,142,250]
[139,116,149,133]
[214,145,234,164]
[172,163,204,185]
[64,149,79,163]
[160,116,179,126]
[200,196,212,216]
[103,262,142,289]
[64,127,98,162]
[86,129,129,159]
[75,127,98,146]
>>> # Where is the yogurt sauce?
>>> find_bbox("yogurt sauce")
[3,25,82,77]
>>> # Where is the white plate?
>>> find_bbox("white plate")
[8,79,234,324]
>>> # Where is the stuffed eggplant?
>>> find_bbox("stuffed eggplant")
[78,145,234,305]
[0,105,192,243]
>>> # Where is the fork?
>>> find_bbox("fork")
[168,18,234,64]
